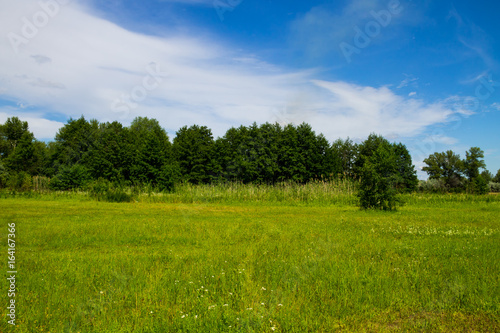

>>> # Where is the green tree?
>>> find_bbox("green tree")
[0,117,30,158]
[358,143,401,210]
[472,175,489,195]
[277,123,332,183]
[51,116,97,168]
[50,164,90,190]
[422,151,464,189]
[392,143,418,192]
[83,121,133,183]
[0,160,8,188]
[128,117,172,186]
[331,138,358,178]
[481,170,493,183]
[464,147,486,180]
[173,125,215,184]
[4,131,38,174]
[493,169,500,183]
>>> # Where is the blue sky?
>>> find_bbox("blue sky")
[1,0,499,178]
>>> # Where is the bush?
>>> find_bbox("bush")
[418,179,447,193]
[7,171,32,192]
[50,164,90,191]
[473,176,489,195]
[0,161,8,189]
[89,178,134,203]
[489,182,500,193]
[357,145,402,211]
[157,163,182,193]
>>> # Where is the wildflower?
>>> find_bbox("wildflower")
[261,287,266,290]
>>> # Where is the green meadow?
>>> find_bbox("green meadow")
[1,191,499,332]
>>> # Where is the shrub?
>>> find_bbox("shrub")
[8,171,32,192]
[0,161,8,189]
[357,145,402,211]
[157,163,182,193]
[89,178,134,203]
[418,179,447,193]
[50,164,90,191]
[473,176,489,195]
[489,182,500,193]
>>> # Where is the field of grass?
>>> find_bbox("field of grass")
[1,191,499,332]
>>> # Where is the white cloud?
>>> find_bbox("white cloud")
[0,109,65,139]
[397,74,419,89]
[306,80,457,140]
[0,0,468,144]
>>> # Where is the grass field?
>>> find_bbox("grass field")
[1,192,499,332]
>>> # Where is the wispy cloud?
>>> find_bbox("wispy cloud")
[0,0,469,144]
[289,0,420,62]
[397,74,419,89]
[447,6,498,70]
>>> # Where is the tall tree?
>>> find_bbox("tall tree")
[5,131,37,174]
[173,125,215,184]
[481,170,493,183]
[392,143,418,192]
[358,143,401,210]
[128,117,172,185]
[355,133,390,178]
[83,121,133,182]
[51,116,97,168]
[423,151,464,189]
[331,138,358,178]
[0,117,30,159]
[464,147,486,180]
[493,169,500,183]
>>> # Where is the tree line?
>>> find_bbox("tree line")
[0,116,497,202]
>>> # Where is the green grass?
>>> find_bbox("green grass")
[0,192,499,332]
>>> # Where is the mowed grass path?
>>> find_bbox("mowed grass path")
[1,196,499,332]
